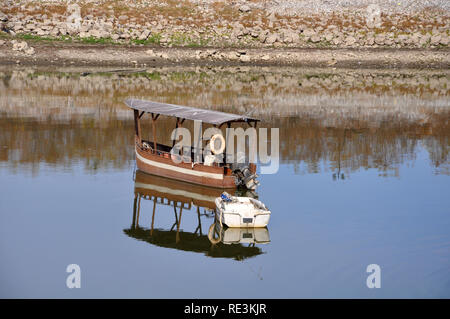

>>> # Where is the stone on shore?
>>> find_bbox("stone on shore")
[239,5,251,13]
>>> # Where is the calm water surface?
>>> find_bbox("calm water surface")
[0,67,449,298]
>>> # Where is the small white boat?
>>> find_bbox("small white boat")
[215,193,271,228]
[221,227,270,245]
[208,221,270,245]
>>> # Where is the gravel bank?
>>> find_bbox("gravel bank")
[0,41,449,69]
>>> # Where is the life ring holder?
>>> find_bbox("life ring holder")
[209,134,226,155]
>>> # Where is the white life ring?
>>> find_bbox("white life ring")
[209,134,225,155]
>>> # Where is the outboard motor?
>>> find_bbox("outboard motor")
[231,152,259,190]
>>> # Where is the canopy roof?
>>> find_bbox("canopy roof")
[125,98,259,126]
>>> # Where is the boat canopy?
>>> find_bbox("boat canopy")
[125,98,259,126]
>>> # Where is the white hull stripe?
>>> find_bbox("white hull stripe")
[134,182,217,203]
[135,148,224,180]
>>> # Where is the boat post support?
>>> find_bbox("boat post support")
[175,206,183,244]
[134,110,143,143]
[150,196,157,236]
[132,193,138,229]
[151,113,159,153]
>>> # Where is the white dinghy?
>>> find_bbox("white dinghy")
[215,192,271,228]
[221,226,270,244]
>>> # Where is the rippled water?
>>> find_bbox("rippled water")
[0,67,449,298]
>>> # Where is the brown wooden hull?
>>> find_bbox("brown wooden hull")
[135,143,237,189]
[134,170,235,209]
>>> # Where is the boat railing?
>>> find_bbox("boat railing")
[136,139,225,168]
[138,192,191,209]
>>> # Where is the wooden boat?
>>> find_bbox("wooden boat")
[125,170,265,261]
[126,98,260,189]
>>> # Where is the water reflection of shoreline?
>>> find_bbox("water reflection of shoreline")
[0,68,448,176]
[1,115,447,176]
[1,68,448,124]
[124,171,268,261]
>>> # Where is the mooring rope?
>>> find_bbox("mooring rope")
[207,223,222,245]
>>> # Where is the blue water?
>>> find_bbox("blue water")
[0,66,449,298]
[1,144,449,298]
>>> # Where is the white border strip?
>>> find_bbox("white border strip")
[135,148,224,180]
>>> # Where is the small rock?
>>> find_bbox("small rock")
[250,30,259,38]
[90,29,101,38]
[327,58,337,66]
[365,37,374,46]
[36,28,47,36]
[430,35,441,45]
[12,40,28,51]
[259,30,268,43]
[310,35,321,43]
[324,32,334,42]
[139,29,151,40]
[50,27,59,36]
[419,34,430,46]
[410,32,421,44]
[24,47,35,55]
[332,37,342,45]
[239,5,251,13]
[345,36,356,46]
[374,34,385,45]
[66,3,82,32]
[79,31,89,38]
[159,52,169,59]
[0,11,8,22]
[240,55,250,62]
[397,34,408,44]
[25,23,36,31]
[265,33,278,45]
[282,30,295,43]
[273,42,283,48]
[303,29,315,37]
[439,34,449,45]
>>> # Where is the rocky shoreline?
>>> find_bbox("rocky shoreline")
[0,1,449,57]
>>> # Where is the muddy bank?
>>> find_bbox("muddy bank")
[0,40,449,69]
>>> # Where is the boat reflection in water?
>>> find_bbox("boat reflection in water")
[124,170,270,261]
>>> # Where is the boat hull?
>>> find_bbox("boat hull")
[220,226,270,244]
[215,198,271,228]
[135,144,237,189]
[134,170,234,209]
